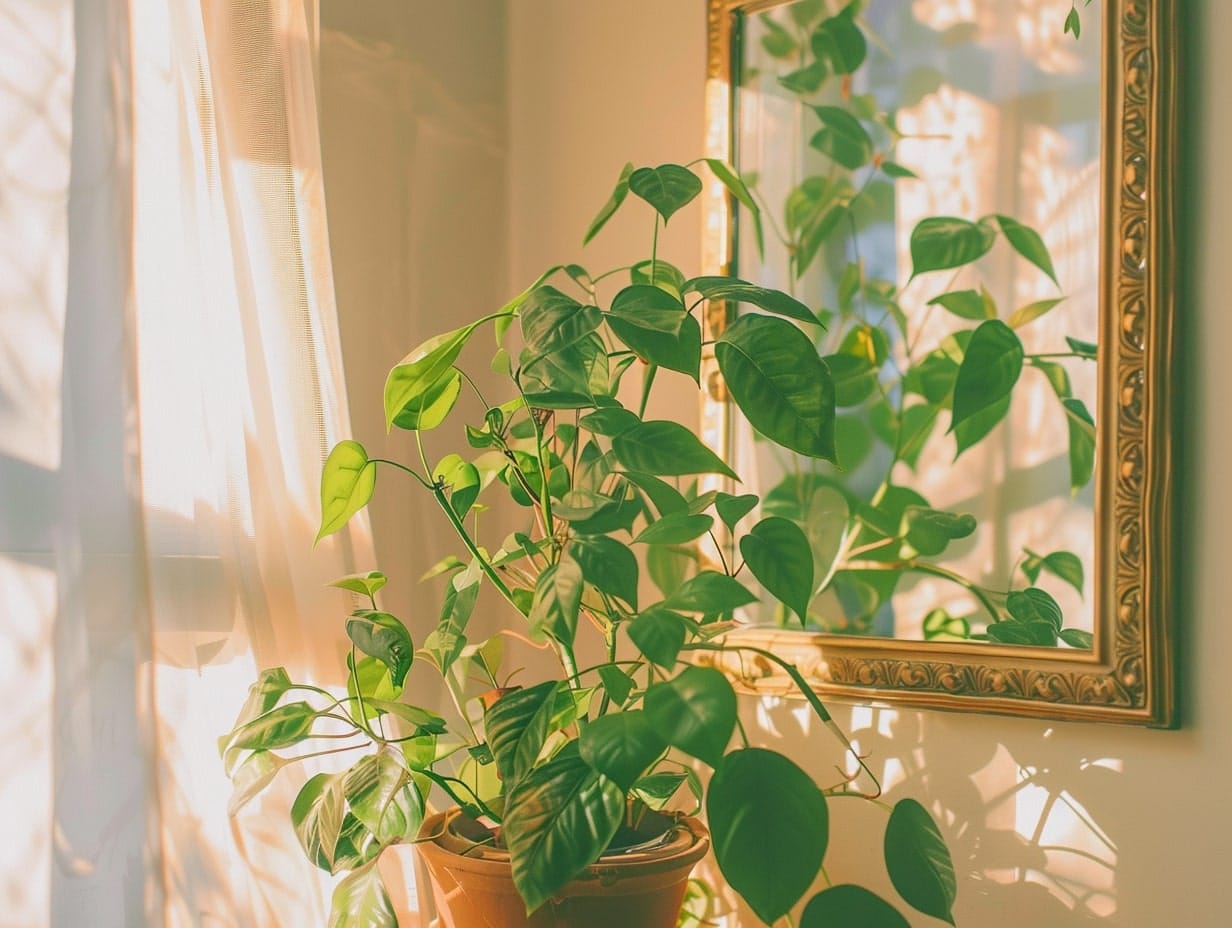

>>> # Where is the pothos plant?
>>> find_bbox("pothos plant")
[220,158,961,927]
[733,0,1098,647]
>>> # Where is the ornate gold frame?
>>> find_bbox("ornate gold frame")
[699,0,1177,725]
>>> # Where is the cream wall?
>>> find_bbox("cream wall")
[326,1,1225,925]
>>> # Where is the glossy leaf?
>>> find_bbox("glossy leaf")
[228,701,318,753]
[993,214,1058,285]
[613,420,737,479]
[801,885,909,928]
[584,162,633,244]
[685,276,817,325]
[716,314,836,461]
[663,570,758,615]
[571,535,639,608]
[634,512,713,545]
[715,492,759,530]
[432,453,480,521]
[1022,550,1084,597]
[705,159,765,258]
[628,164,703,223]
[609,284,686,335]
[910,216,996,278]
[986,620,1058,645]
[884,798,957,925]
[291,772,347,872]
[597,663,635,707]
[390,366,461,431]
[529,555,583,646]
[579,406,641,437]
[317,441,376,542]
[383,325,476,430]
[347,611,414,687]
[503,749,625,913]
[623,471,689,517]
[630,258,687,299]
[328,862,397,928]
[343,751,417,842]
[954,394,1011,458]
[809,106,874,170]
[740,517,815,623]
[950,320,1023,432]
[607,312,702,381]
[579,710,667,790]
[707,748,829,925]
[520,286,602,358]
[520,333,609,404]
[485,681,572,785]
[627,606,690,669]
[644,666,736,767]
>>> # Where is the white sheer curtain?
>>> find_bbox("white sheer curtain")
[0,0,378,924]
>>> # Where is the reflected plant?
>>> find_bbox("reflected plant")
[220,159,963,926]
[732,0,1097,647]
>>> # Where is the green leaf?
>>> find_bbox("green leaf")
[630,259,688,299]
[644,666,736,767]
[390,366,462,431]
[899,507,976,558]
[1007,297,1065,329]
[910,216,996,278]
[623,471,689,517]
[291,772,347,872]
[383,325,476,430]
[485,681,575,784]
[800,485,849,595]
[685,276,818,325]
[1064,6,1081,38]
[882,161,919,179]
[628,164,703,223]
[627,606,690,669]
[613,420,737,479]
[663,570,759,615]
[884,798,957,925]
[740,517,814,623]
[778,60,829,95]
[432,453,480,521]
[609,284,686,335]
[715,492,759,530]
[347,611,414,687]
[632,771,695,811]
[529,555,583,646]
[328,862,398,928]
[1063,397,1096,490]
[922,608,971,642]
[897,404,938,470]
[809,106,874,170]
[1023,550,1085,596]
[716,314,836,461]
[343,751,417,842]
[317,441,376,542]
[634,512,714,545]
[579,711,667,790]
[365,699,446,736]
[571,535,639,608]
[520,286,602,359]
[927,289,994,321]
[584,162,633,244]
[597,663,635,707]
[1066,336,1098,357]
[579,406,641,437]
[801,885,910,928]
[226,750,288,815]
[759,16,798,59]
[329,571,388,598]
[954,394,1011,458]
[824,352,879,407]
[705,159,764,258]
[1007,587,1064,632]
[950,320,1023,432]
[812,10,867,74]
[993,214,1058,285]
[986,620,1058,645]
[228,701,318,752]
[520,333,609,404]
[502,750,625,914]
[708,748,829,925]
[1060,627,1094,649]
[607,312,702,382]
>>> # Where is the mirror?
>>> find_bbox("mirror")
[701,0,1176,724]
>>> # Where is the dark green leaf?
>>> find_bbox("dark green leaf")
[740,517,815,623]
[579,406,641,437]
[708,748,829,925]
[715,492,759,530]
[571,535,639,608]
[950,320,1023,432]
[597,663,635,707]
[607,312,702,381]
[993,214,1058,285]
[644,666,736,767]
[613,420,737,479]
[954,394,1011,458]
[801,885,910,928]
[529,555,584,646]
[1060,627,1094,649]
[809,106,874,170]
[1007,587,1064,632]
[778,60,828,95]
[634,512,714,545]
[684,276,818,325]
[579,711,667,790]
[909,216,996,278]
[630,259,687,299]
[881,161,919,179]
[1025,550,1085,596]
[663,570,759,615]
[609,284,686,335]
[627,606,691,669]
[317,441,376,542]
[628,164,703,223]
[927,289,994,321]
[1064,6,1081,38]
[885,798,957,925]
[520,286,602,358]
[986,620,1058,645]
[623,471,689,517]
[347,611,414,687]
[812,10,867,74]
[716,315,836,460]
[584,162,633,244]
[520,333,609,404]
[503,750,625,913]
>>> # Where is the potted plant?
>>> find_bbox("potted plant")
[220,159,960,927]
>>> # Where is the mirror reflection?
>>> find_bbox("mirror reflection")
[722,0,1102,646]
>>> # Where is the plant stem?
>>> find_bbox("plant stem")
[849,559,1002,624]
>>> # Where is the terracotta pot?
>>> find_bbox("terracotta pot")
[414,808,710,928]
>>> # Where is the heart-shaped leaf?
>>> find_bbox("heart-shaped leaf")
[317,441,376,542]
[607,312,702,381]
[390,366,462,431]
[628,164,703,222]
[609,284,686,335]
[715,492,759,530]
[809,105,874,169]
[644,666,736,767]
[811,9,867,74]
[927,288,995,321]
[627,606,690,669]
[740,517,815,623]
[634,512,714,545]
[801,885,910,928]
[346,610,414,687]
[1006,587,1064,631]
[520,286,602,358]
[328,571,388,598]
[571,535,639,608]
[383,325,477,430]
[707,748,829,925]
[579,710,667,790]
[910,216,996,278]
[433,453,481,521]
[663,570,759,615]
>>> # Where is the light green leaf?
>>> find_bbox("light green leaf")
[390,366,462,431]
[432,453,480,521]
[884,798,957,925]
[801,885,909,928]
[383,326,476,430]
[291,772,347,872]
[927,289,995,321]
[328,862,398,928]
[644,666,736,767]
[630,259,688,299]
[579,711,667,790]
[227,750,288,815]
[715,314,836,461]
[1063,397,1096,491]
[740,517,815,623]
[910,216,996,278]
[584,162,633,244]
[1008,297,1065,329]
[922,608,971,642]
[317,441,375,543]
[628,164,703,223]
[613,420,737,479]
[520,286,602,358]
[329,571,388,598]
[342,751,417,842]
[950,320,1023,432]
[708,748,829,925]
[228,701,318,753]
[609,284,686,335]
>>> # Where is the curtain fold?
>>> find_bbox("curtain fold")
[37,0,375,923]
